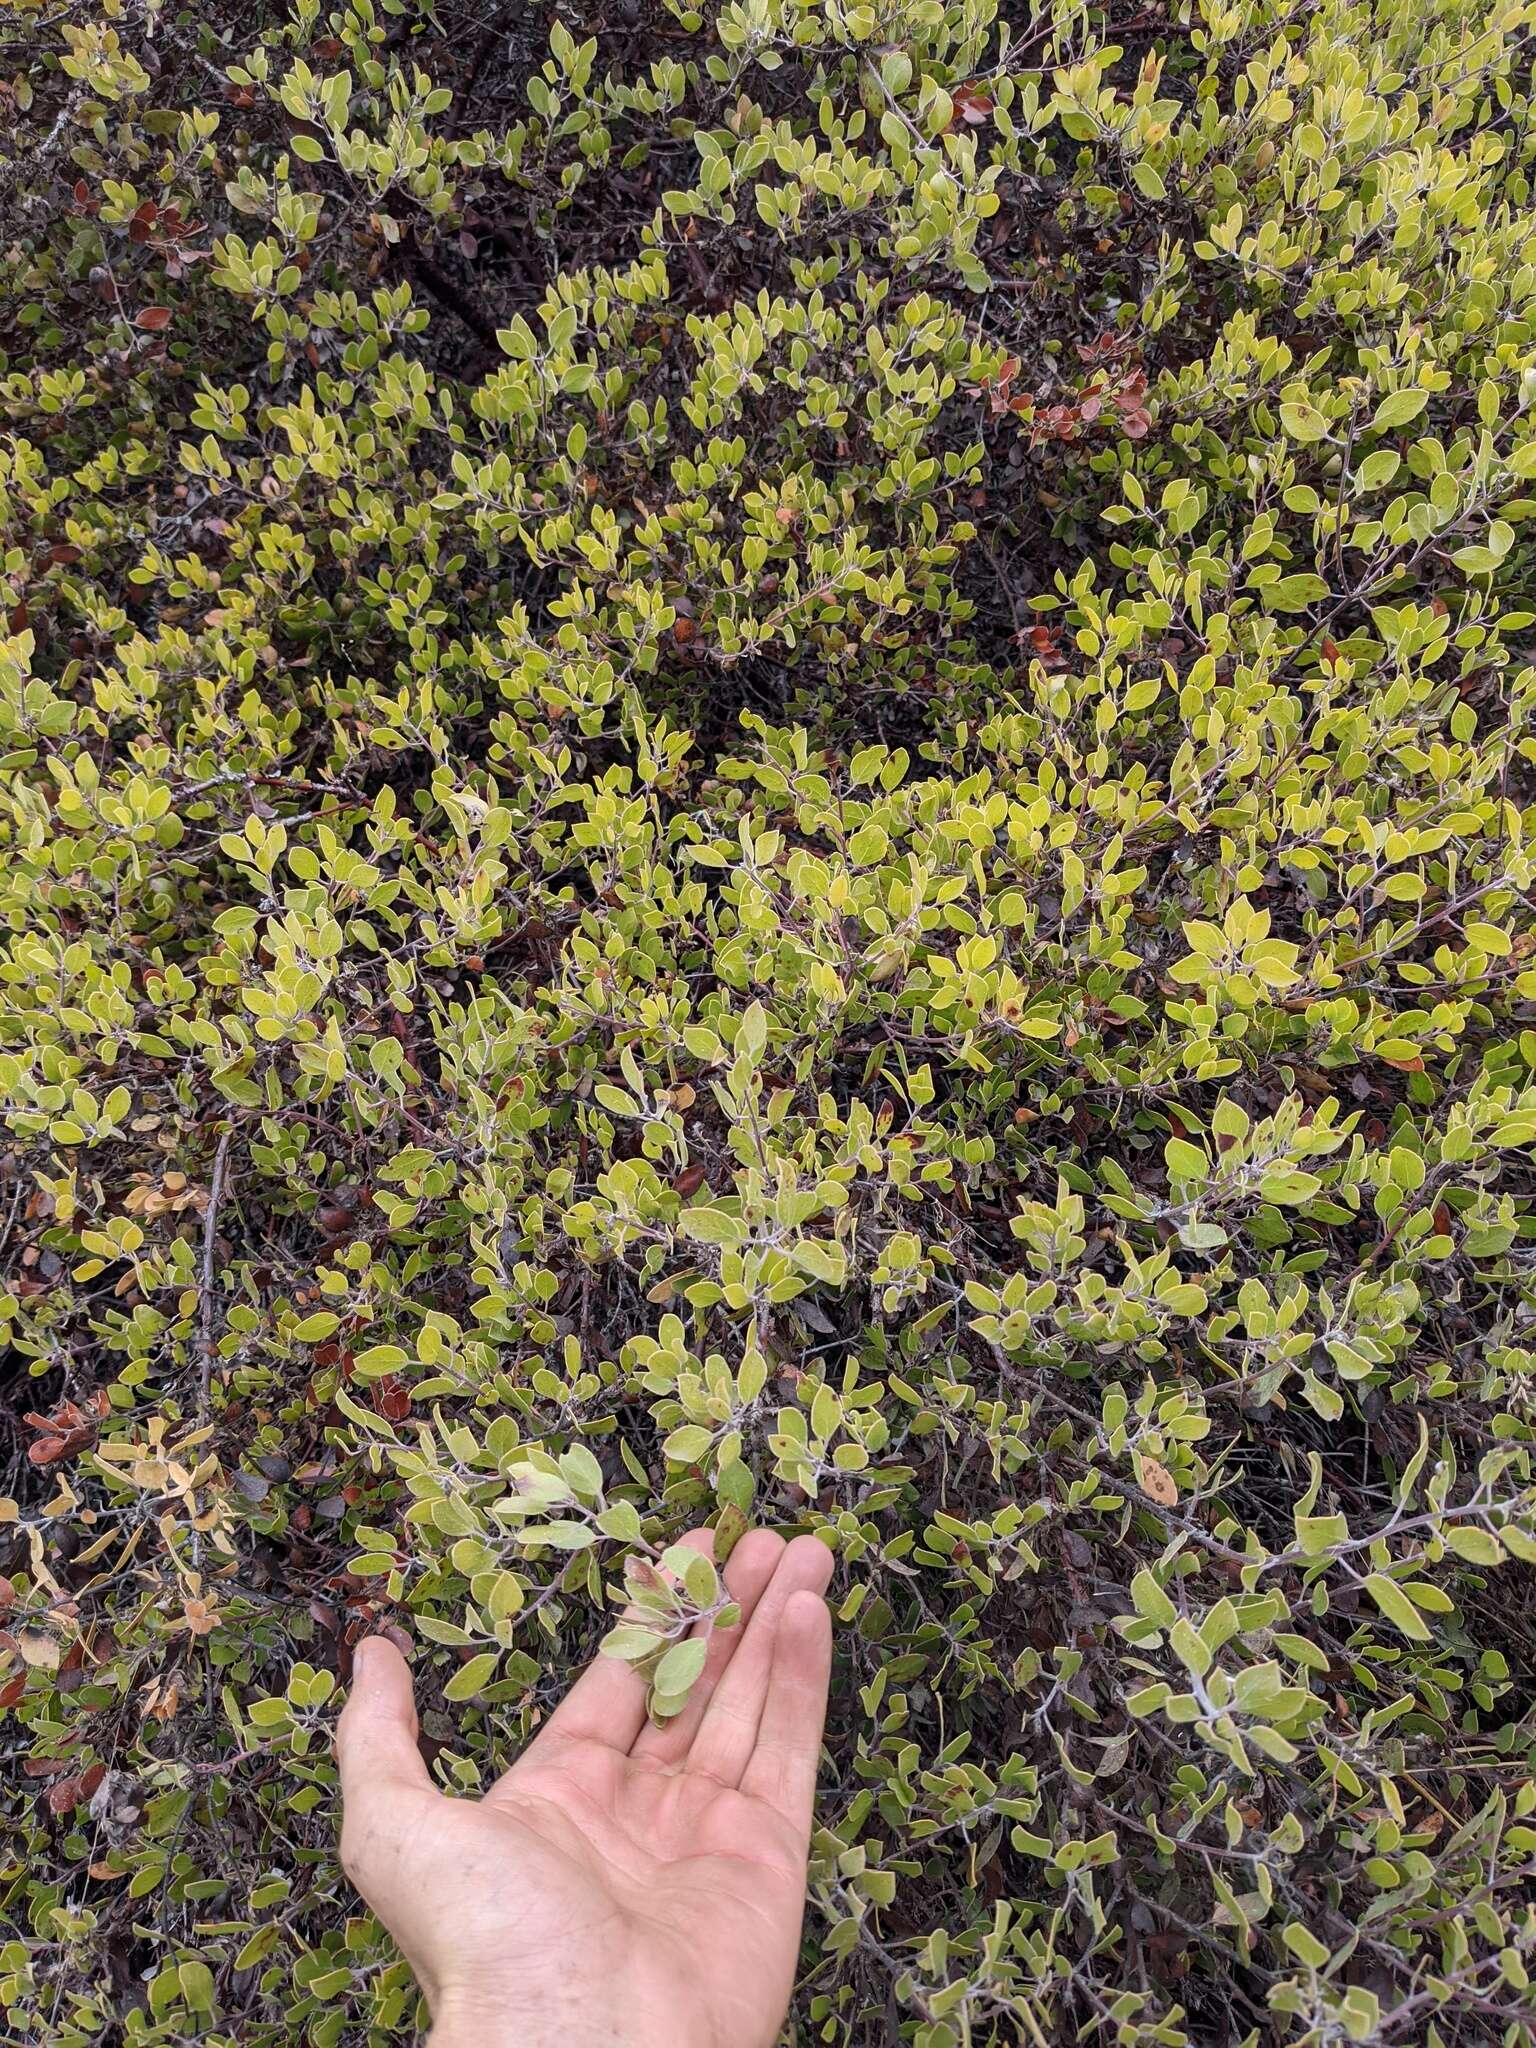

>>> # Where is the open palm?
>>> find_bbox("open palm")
[337,1530,834,2048]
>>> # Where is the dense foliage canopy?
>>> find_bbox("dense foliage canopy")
[4,0,1536,2041]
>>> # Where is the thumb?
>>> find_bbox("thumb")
[337,1636,433,1882]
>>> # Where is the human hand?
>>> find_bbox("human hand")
[336,1529,834,2048]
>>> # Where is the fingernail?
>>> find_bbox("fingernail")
[353,1638,377,1680]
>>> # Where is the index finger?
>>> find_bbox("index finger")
[630,1528,786,1765]
[522,1526,717,1756]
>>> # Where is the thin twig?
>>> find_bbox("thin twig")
[0,1173,25,1265]
[199,1130,233,1414]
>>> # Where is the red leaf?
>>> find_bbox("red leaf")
[136,307,173,332]
[0,1673,25,1711]
[47,1776,82,1815]
[672,1165,706,1197]
[952,83,995,125]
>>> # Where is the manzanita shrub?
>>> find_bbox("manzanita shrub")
[3,0,1536,2040]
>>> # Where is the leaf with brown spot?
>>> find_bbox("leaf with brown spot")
[1138,1457,1178,1507]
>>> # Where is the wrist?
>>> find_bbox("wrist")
[428,1997,536,2048]
[428,1987,695,2048]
